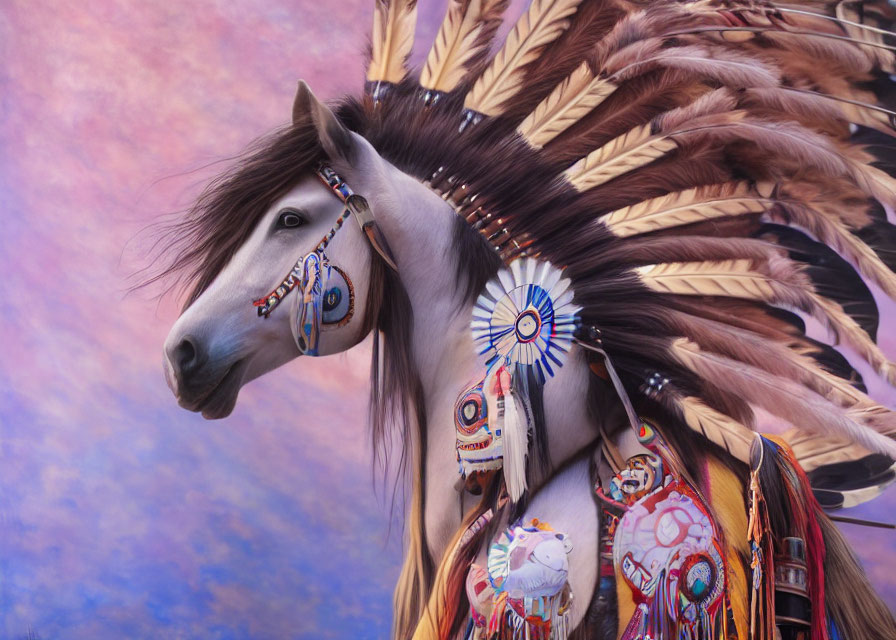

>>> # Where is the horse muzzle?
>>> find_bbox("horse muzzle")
[164,334,249,418]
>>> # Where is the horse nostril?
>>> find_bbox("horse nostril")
[172,335,205,378]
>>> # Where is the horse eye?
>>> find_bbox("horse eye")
[277,210,306,229]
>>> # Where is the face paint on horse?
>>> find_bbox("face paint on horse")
[163,83,377,419]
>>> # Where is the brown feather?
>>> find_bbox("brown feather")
[780,427,876,472]
[669,338,896,458]
[608,43,782,90]
[835,2,896,72]
[660,308,896,434]
[635,257,896,384]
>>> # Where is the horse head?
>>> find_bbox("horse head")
[163,82,392,418]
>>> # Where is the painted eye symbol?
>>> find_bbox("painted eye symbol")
[462,400,479,425]
[455,384,487,435]
[514,308,542,343]
[323,288,342,311]
[322,267,354,326]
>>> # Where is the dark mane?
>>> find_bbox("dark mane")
[150,103,439,599]
[153,120,323,309]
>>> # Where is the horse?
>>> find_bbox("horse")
[162,81,614,637]
[159,1,896,639]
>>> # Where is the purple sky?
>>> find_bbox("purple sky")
[1,1,893,638]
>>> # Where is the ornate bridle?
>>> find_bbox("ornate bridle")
[252,164,397,354]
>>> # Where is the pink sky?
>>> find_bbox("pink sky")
[1,1,893,637]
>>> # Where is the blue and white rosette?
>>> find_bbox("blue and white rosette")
[472,258,581,383]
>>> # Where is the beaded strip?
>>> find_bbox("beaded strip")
[252,166,355,318]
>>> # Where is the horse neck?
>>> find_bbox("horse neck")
[362,162,484,558]
[366,165,474,391]
[366,161,602,557]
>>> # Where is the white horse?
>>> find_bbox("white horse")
[163,83,610,636]
[160,0,896,636]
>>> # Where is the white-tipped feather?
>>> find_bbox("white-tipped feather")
[367,0,418,85]
[465,0,583,116]
[502,387,529,502]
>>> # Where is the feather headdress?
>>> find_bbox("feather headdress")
[344,1,896,638]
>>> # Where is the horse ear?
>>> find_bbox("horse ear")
[293,80,354,162]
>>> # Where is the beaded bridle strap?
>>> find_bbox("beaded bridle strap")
[252,165,397,318]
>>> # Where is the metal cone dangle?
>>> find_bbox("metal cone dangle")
[472,258,580,383]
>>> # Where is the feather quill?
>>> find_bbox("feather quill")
[502,387,528,503]
[464,0,583,117]
[420,0,507,93]
[608,44,782,89]
[367,0,418,85]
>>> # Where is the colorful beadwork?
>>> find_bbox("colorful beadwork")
[454,375,504,478]
[253,166,360,319]
[598,422,731,640]
[472,258,580,383]
[484,519,573,640]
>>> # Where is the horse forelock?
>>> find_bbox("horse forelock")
[152,120,324,310]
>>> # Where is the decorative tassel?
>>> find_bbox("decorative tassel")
[496,367,529,503]
[749,435,832,640]
[748,439,776,640]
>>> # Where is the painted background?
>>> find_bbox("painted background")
[1,1,894,638]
